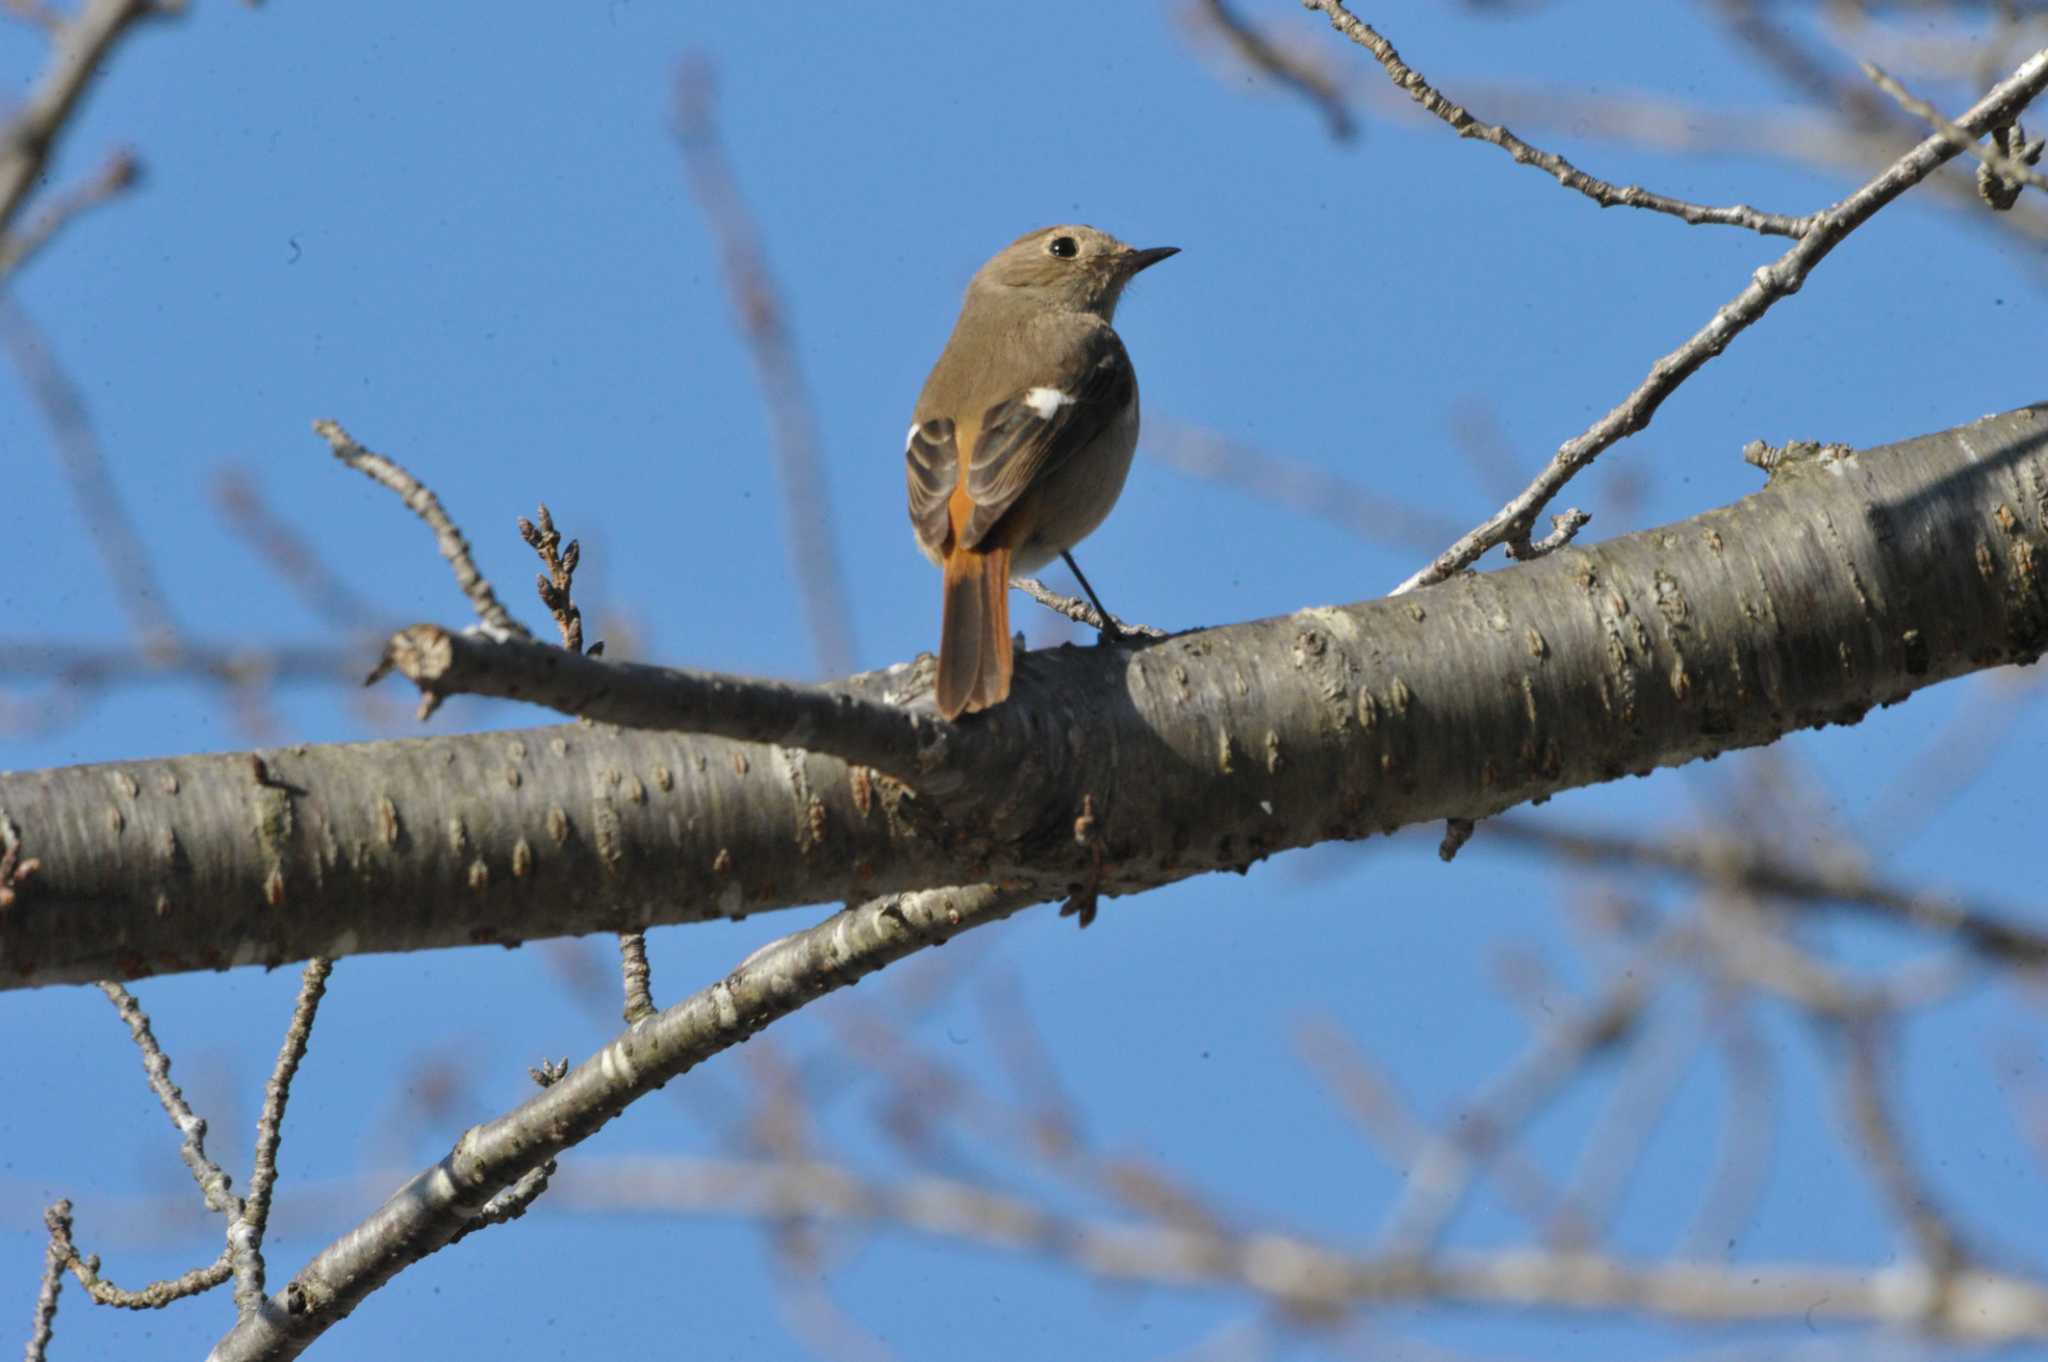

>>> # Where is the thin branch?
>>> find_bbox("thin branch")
[0,639,398,740]
[516,504,586,656]
[207,882,1039,1362]
[1483,818,2048,971]
[530,1157,2048,1341]
[42,1201,230,1310]
[0,144,138,282]
[60,1152,2048,1343]
[1144,418,1466,556]
[518,504,653,1020]
[3,0,65,32]
[0,0,160,237]
[1862,61,2047,198]
[24,1206,64,1362]
[97,982,238,1215]
[1379,959,1656,1253]
[210,468,382,631]
[618,934,655,1024]
[1294,1016,1574,1244]
[231,957,333,1315]
[1011,577,1167,640]
[2,298,181,657]
[1680,994,1778,1260]
[1341,75,2048,248]
[1300,0,1817,238]
[1382,45,2048,593]
[1548,997,1699,1246]
[444,1062,568,1250]
[1836,1016,1971,1277]
[1192,0,1354,140]
[1861,669,2046,851]
[314,420,531,643]
[1712,0,1896,131]
[674,57,858,679]
[0,640,368,686]
[1698,897,1968,1018]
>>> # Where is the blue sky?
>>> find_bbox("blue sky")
[3,3,2045,1358]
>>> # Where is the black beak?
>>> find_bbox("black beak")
[1126,245,1180,273]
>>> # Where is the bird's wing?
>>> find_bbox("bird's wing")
[960,328,1134,550]
[905,416,958,555]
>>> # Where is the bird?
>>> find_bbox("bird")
[905,224,1177,720]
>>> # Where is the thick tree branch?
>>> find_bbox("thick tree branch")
[4,405,2046,989]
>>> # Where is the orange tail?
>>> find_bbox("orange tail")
[936,545,1013,720]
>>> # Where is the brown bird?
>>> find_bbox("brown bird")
[905,224,1177,720]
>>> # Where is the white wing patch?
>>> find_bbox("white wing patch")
[1023,386,1076,421]
[905,423,923,452]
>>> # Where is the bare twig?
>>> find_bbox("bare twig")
[1483,817,2048,971]
[98,981,238,1214]
[2,298,181,658]
[208,883,1039,1362]
[976,970,1087,1161]
[314,420,530,645]
[0,639,392,739]
[1862,670,2046,851]
[1300,1,1817,238]
[1379,961,1655,1252]
[619,934,655,1025]
[1548,997,1699,1246]
[535,1156,2048,1340]
[52,962,335,1328]
[0,144,138,281]
[1713,0,1896,130]
[1192,0,1354,140]
[42,1200,230,1309]
[1012,577,1167,639]
[1836,1016,1971,1278]
[24,1206,64,1362]
[211,469,382,631]
[674,57,858,679]
[1340,74,2048,249]
[57,1153,2048,1342]
[1294,1016,1574,1243]
[231,957,333,1315]
[0,0,161,237]
[517,504,652,1019]
[1145,419,1466,556]
[1862,62,2048,199]
[1380,45,2048,593]
[35,985,247,1314]
[516,504,587,655]
[3,0,65,31]
[1680,995,1779,1260]
[445,1061,568,1250]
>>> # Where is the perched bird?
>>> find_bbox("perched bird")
[906,224,1177,720]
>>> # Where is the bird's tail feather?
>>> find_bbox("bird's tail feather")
[936,546,1013,720]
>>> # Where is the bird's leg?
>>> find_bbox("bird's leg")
[1061,551,1124,643]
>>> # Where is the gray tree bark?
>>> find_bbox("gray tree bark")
[3,404,2044,989]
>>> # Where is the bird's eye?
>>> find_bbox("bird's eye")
[1048,235,1078,259]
